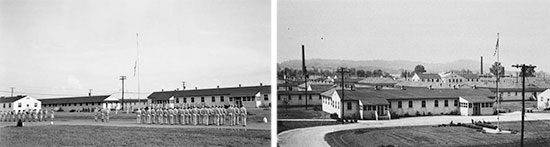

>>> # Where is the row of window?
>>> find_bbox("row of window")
[420,79,479,83]
[2,103,38,108]
[277,94,322,101]
[324,97,340,109]
[173,95,269,104]
[396,100,458,108]
[44,102,103,107]
[363,105,388,111]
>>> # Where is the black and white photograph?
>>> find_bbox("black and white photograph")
[0,0,271,146]
[277,0,550,146]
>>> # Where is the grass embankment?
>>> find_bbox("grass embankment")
[277,107,331,119]
[325,120,550,147]
[0,125,270,147]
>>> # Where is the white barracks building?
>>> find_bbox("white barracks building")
[0,95,42,112]
[147,85,271,108]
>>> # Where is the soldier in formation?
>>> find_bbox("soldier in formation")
[133,105,248,127]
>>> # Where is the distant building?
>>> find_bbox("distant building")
[321,87,495,120]
[40,95,118,111]
[0,95,41,112]
[147,85,270,108]
[411,73,441,82]
[277,91,322,106]
[537,89,550,109]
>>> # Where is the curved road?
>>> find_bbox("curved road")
[278,112,550,147]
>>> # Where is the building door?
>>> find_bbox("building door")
[377,105,386,115]
[473,103,481,115]
[234,97,242,106]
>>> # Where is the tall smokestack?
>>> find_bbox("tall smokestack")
[302,45,307,78]
[481,56,483,75]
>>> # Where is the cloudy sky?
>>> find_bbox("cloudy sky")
[0,0,270,97]
[279,0,550,72]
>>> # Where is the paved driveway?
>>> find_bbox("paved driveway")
[278,112,550,147]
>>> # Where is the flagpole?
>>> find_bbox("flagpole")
[136,33,141,103]
[495,32,501,131]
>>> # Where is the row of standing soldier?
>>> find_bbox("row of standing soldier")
[0,109,55,122]
[135,105,247,127]
[93,107,111,123]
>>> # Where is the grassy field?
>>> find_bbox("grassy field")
[325,120,550,147]
[277,121,341,133]
[0,125,270,147]
[277,107,331,119]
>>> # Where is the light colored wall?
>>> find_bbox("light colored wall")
[277,93,322,106]
[10,96,41,111]
[538,90,550,109]
[389,99,458,116]
[42,102,105,111]
[322,92,341,117]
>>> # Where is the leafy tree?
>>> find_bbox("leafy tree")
[519,67,536,77]
[490,62,505,77]
[357,70,366,77]
[414,65,427,74]
[373,69,384,77]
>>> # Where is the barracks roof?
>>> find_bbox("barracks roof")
[40,95,112,104]
[416,73,441,79]
[148,85,270,101]
[357,77,398,86]
[324,88,494,105]
[460,96,494,103]
[0,95,27,103]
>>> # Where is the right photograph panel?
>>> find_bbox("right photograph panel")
[277,0,550,146]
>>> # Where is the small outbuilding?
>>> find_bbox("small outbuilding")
[537,89,550,110]
[458,96,495,116]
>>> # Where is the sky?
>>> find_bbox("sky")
[278,0,550,72]
[0,0,270,98]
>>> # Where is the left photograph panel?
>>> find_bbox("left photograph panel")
[0,0,271,146]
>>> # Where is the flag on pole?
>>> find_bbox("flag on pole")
[493,33,499,56]
[133,60,137,77]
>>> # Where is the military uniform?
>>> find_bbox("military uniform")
[192,107,198,125]
[234,106,241,125]
[136,109,142,124]
[240,106,247,127]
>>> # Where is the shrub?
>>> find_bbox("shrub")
[415,111,420,116]
[330,113,339,119]
[427,112,432,116]
[69,109,76,112]
[313,106,322,111]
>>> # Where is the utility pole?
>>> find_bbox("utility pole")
[512,64,536,147]
[120,76,126,110]
[302,45,309,110]
[10,87,14,97]
[337,67,349,124]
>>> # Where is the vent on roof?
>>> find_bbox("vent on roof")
[217,85,219,89]
[260,83,263,86]
[428,85,432,90]
[239,84,241,87]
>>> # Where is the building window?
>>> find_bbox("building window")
[421,101,426,108]
[18,103,21,108]
[389,102,392,108]
[444,100,448,107]
[27,104,29,107]
[347,102,352,110]
[229,97,233,102]
[183,98,187,103]
[35,103,38,107]
[288,96,292,101]
[309,95,312,100]
[298,95,302,100]
[319,95,322,100]
[408,101,413,108]
[191,97,195,103]
[212,96,215,102]
[264,94,269,101]
[278,95,281,101]
[201,97,205,102]
[176,98,180,103]
[3,103,5,108]
[454,100,458,106]
[9,103,11,108]
[468,103,472,108]
[398,101,402,108]
[221,96,225,102]
[242,97,247,102]
[434,100,439,107]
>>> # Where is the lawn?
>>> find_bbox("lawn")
[0,125,270,147]
[277,106,331,119]
[325,120,550,147]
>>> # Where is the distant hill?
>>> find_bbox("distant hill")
[278,59,496,74]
